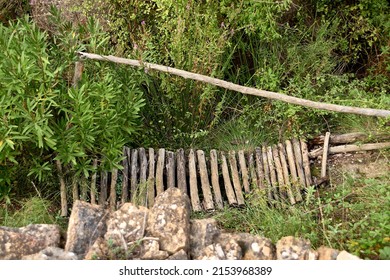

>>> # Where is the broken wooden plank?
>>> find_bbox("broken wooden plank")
[300,139,313,187]
[147,148,155,208]
[321,132,331,179]
[228,150,245,206]
[220,151,238,206]
[278,143,296,205]
[121,147,130,204]
[155,148,165,196]
[189,149,202,211]
[197,150,214,210]
[166,151,175,189]
[292,138,306,190]
[210,149,224,209]
[238,150,250,193]
[176,148,187,194]
[109,168,118,211]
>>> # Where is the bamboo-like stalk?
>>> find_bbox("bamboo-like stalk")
[78,51,390,118]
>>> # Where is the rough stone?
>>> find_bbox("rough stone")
[305,249,319,260]
[337,250,360,260]
[189,218,220,259]
[84,237,108,260]
[167,249,188,260]
[220,238,242,260]
[22,247,78,260]
[65,200,108,258]
[229,233,276,260]
[276,236,312,260]
[317,246,339,260]
[196,244,226,260]
[139,239,169,260]
[0,224,61,260]
[147,187,191,255]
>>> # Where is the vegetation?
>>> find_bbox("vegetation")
[0,0,389,259]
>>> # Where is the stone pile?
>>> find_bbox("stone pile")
[0,187,360,260]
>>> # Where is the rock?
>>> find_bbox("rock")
[0,224,61,260]
[139,239,169,260]
[221,238,242,260]
[167,249,188,260]
[105,203,149,246]
[22,247,78,260]
[317,246,339,260]
[147,187,191,255]
[189,218,220,259]
[230,233,276,260]
[305,249,319,260]
[337,250,360,260]
[65,200,108,258]
[196,244,226,260]
[84,237,108,260]
[276,236,312,260]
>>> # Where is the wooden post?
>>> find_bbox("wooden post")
[238,150,250,193]
[220,151,238,206]
[255,147,265,190]
[80,175,88,201]
[139,148,148,206]
[197,150,214,210]
[272,145,285,200]
[109,168,118,211]
[99,170,108,205]
[189,149,202,211]
[278,143,296,205]
[262,146,273,202]
[210,150,224,209]
[321,132,331,178]
[121,147,130,204]
[166,151,175,189]
[228,151,245,206]
[130,149,139,201]
[248,152,258,189]
[56,160,67,216]
[176,148,187,194]
[285,140,302,202]
[147,148,155,208]
[72,175,79,203]
[155,149,165,196]
[292,138,306,190]
[90,158,98,205]
[266,146,279,201]
[300,139,313,187]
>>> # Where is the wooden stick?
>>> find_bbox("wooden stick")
[255,147,265,190]
[109,168,118,211]
[238,150,250,193]
[166,151,175,189]
[220,151,238,206]
[309,142,390,158]
[155,148,165,196]
[99,170,108,206]
[121,147,129,204]
[228,151,245,206]
[147,148,155,208]
[310,132,390,145]
[292,138,306,190]
[262,146,273,202]
[139,148,148,206]
[210,150,224,209]
[78,51,390,118]
[176,148,187,194]
[197,150,214,210]
[80,175,88,201]
[266,146,279,201]
[272,145,285,200]
[56,160,67,216]
[189,149,202,211]
[130,149,139,201]
[90,158,98,205]
[285,140,302,202]
[248,152,258,189]
[321,132,331,179]
[278,143,295,205]
[300,139,313,187]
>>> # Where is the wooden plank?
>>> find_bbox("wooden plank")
[90,158,98,205]
[248,152,258,189]
[278,143,296,205]
[109,168,118,211]
[121,147,129,204]
[210,150,223,209]
[176,148,187,194]
[130,149,139,201]
[272,145,285,200]
[285,140,302,202]
[261,146,273,202]
[80,175,88,201]
[189,149,202,211]
[220,151,238,206]
[300,139,313,187]
[309,142,390,158]
[238,150,250,193]
[147,148,155,208]
[139,147,148,206]
[255,147,265,190]
[321,132,331,178]
[72,175,79,203]
[228,151,245,206]
[99,170,108,206]
[155,148,165,196]
[197,150,214,210]
[292,138,306,190]
[56,160,67,216]
[266,146,279,201]
[311,132,390,145]
[166,151,175,189]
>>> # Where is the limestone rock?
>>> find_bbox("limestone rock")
[84,237,108,260]
[22,247,78,260]
[139,239,169,260]
[196,244,226,260]
[105,203,149,246]
[147,187,191,255]
[276,236,312,260]
[230,233,276,260]
[317,246,339,260]
[337,250,360,260]
[305,249,319,260]
[221,238,242,260]
[0,224,61,260]
[65,200,108,258]
[168,249,188,260]
[190,218,220,259]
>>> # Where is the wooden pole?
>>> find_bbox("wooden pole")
[166,151,175,189]
[285,140,302,202]
[139,148,148,206]
[292,138,306,190]
[189,149,202,211]
[255,147,265,190]
[248,152,258,189]
[109,168,118,211]
[99,170,108,206]
[238,150,250,193]
[78,51,390,118]
[309,142,390,158]
[176,148,187,194]
[266,146,279,201]
[228,151,245,206]
[197,150,214,210]
[310,132,390,145]
[147,148,155,208]
[300,139,313,187]
[130,149,139,201]
[121,147,130,204]
[210,150,224,209]
[278,143,296,205]
[90,158,98,205]
[220,151,238,206]
[262,146,273,202]
[321,132,331,179]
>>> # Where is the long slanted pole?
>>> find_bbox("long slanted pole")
[78,52,390,118]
